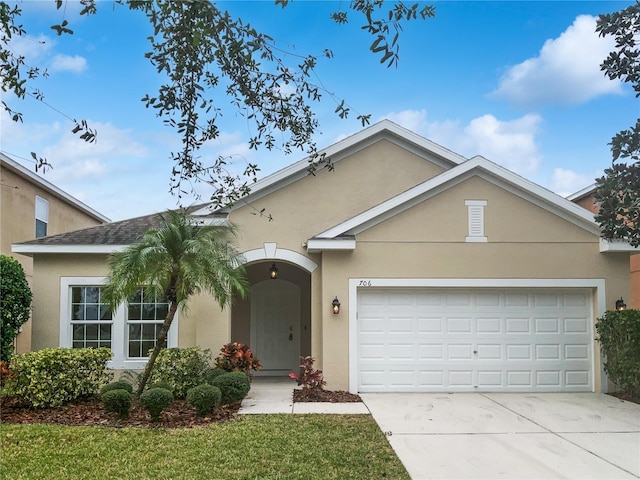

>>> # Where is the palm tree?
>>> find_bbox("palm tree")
[104,209,248,396]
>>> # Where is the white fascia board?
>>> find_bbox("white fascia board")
[567,183,597,201]
[316,156,601,239]
[599,238,639,252]
[1,153,110,223]
[306,238,356,253]
[188,216,229,226]
[12,244,128,254]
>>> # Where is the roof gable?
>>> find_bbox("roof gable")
[1,153,110,223]
[192,119,466,216]
[307,156,600,251]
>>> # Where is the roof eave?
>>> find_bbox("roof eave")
[306,237,356,253]
[11,244,128,255]
[599,238,639,253]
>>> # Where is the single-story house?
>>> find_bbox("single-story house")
[12,120,635,393]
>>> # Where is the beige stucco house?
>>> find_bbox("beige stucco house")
[12,121,635,393]
[1,152,109,353]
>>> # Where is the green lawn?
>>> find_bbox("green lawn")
[1,414,409,480]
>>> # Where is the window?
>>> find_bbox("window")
[465,200,488,242]
[127,287,168,358]
[70,286,112,349]
[35,196,48,238]
[60,277,177,369]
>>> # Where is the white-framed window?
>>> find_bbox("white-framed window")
[465,200,488,242]
[127,287,168,358]
[35,196,48,238]
[70,285,113,349]
[60,277,178,369]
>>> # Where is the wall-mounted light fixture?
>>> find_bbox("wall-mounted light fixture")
[269,263,278,280]
[332,296,341,315]
[615,297,626,311]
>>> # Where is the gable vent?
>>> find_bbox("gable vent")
[465,200,487,242]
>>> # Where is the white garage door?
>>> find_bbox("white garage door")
[357,288,593,392]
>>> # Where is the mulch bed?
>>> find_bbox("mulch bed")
[609,391,640,405]
[0,389,362,428]
[0,395,241,428]
[293,389,362,403]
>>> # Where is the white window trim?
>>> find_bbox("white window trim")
[465,200,487,242]
[35,196,49,238]
[60,277,178,370]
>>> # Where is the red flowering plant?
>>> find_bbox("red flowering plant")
[289,356,326,399]
[214,342,261,376]
[0,360,12,387]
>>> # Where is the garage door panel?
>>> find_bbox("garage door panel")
[448,344,474,359]
[357,288,593,393]
[536,344,561,359]
[535,318,561,333]
[477,318,501,333]
[564,318,588,333]
[506,318,531,333]
[447,318,473,333]
[419,344,444,359]
[565,344,589,359]
[418,317,443,332]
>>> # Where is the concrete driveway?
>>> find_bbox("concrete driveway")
[361,393,640,480]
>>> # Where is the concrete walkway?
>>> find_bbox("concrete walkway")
[238,376,369,414]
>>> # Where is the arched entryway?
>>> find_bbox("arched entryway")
[231,260,312,375]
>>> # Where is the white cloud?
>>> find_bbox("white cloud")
[491,15,622,107]
[7,34,53,61]
[381,110,543,175]
[50,54,87,73]
[384,109,429,133]
[550,167,598,197]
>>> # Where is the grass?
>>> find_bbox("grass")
[1,414,410,480]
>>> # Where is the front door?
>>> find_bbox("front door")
[251,279,300,374]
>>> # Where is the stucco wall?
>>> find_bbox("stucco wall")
[2,166,106,354]
[230,139,447,253]
[31,255,110,351]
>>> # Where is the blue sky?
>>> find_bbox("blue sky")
[2,0,637,221]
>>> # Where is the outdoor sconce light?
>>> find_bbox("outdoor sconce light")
[269,263,278,280]
[615,297,626,311]
[332,296,341,315]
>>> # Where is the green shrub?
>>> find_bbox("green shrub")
[596,309,640,396]
[146,381,173,392]
[140,387,174,422]
[214,342,261,375]
[100,380,133,396]
[187,384,222,416]
[147,347,211,398]
[0,255,32,362]
[101,389,132,419]
[203,368,227,385]
[8,347,113,408]
[212,371,250,404]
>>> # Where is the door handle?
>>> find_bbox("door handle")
[289,333,293,341]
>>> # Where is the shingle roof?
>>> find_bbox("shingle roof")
[16,211,167,246]
[15,204,217,247]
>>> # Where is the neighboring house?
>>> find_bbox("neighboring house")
[12,121,635,394]
[567,184,640,308]
[1,152,109,353]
